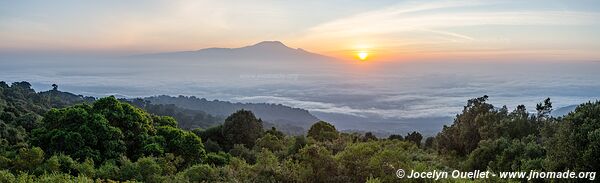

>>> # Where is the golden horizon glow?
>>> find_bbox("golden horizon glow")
[1,1,599,61]
[357,51,369,61]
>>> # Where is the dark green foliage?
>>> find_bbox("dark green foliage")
[2,81,600,182]
[203,139,222,153]
[229,144,257,164]
[96,161,120,180]
[31,105,126,163]
[465,136,544,172]
[195,125,227,151]
[222,109,264,149]
[405,131,423,147]
[178,164,221,182]
[251,149,281,182]
[205,152,231,166]
[388,134,403,140]
[93,96,156,160]
[435,96,542,156]
[424,137,435,149]
[0,170,15,182]
[136,157,163,182]
[361,132,378,142]
[13,147,45,172]
[436,96,496,156]
[156,126,207,166]
[152,115,178,128]
[335,140,436,182]
[288,135,307,155]
[0,121,26,145]
[298,145,339,183]
[545,101,600,172]
[265,127,285,140]
[74,158,95,177]
[27,95,207,170]
[255,133,285,152]
[536,97,552,119]
[307,121,338,142]
[114,156,166,182]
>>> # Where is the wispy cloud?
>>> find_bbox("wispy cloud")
[298,0,600,59]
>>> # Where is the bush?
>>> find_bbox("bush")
[14,147,45,172]
[96,161,120,180]
[75,158,95,177]
[179,164,220,182]
[229,144,256,164]
[0,170,16,183]
[205,152,231,166]
[136,157,163,182]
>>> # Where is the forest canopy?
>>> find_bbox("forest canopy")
[0,81,598,182]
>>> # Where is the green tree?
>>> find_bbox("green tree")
[298,145,339,183]
[252,149,282,182]
[435,96,504,156]
[424,137,435,149]
[256,133,285,152]
[93,96,156,160]
[307,121,338,142]
[545,101,600,171]
[96,161,120,180]
[205,151,231,166]
[156,126,206,166]
[405,131,423,147]
[13,147,44,172]
[178,164,220,182]
[265,127,285,140]
[388,134,403,141]
[361,132,378,142]
[196,125,226,150]
[229,144,257,164]
[288,136,307,156]
[31,105,125,163]
[75,158,95,177]
[222,110,264,150]
[136,157,163,183]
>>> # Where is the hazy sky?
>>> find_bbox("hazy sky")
[1,0,599,60]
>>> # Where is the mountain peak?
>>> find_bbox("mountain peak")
[136,40,332,61]
[250,41,289,48]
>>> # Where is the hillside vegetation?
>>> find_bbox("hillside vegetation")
[0,81,598,182]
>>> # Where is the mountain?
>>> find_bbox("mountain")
[135,41,332,61]
[145,95,320,134]
[551,104,578,117]
[125,98,224,130]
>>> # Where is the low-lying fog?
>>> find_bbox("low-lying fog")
[2,51,599,135]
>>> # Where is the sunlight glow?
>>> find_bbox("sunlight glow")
[358,51,369,60]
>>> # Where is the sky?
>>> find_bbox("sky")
[1,0,600,60]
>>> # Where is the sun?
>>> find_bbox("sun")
[357,51,369,60]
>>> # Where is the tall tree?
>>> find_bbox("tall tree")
[222,109,264,150]
[307,121,338,142]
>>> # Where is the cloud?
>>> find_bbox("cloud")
[231,95,462,119]
[298,0,600,59]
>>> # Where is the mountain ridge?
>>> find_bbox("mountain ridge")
[144,95,321,134]
[133,40,333,61]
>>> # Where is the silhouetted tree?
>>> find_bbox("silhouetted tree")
[388,134,403,141]
[405,131,423,147]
